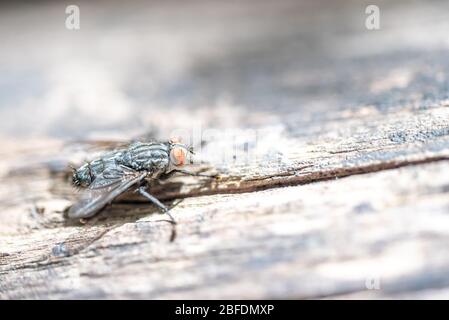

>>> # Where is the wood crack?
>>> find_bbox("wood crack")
[144,155,449,201]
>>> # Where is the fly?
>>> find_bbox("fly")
[68,138,217,239]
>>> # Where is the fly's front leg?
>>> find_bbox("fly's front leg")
[137,186,176,225]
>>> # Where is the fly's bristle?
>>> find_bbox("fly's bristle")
[72,172,81,187]
[169,137,182,144]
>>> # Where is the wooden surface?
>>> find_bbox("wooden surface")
[1,0,449,299]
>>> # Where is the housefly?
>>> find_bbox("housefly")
[68,138,217,230]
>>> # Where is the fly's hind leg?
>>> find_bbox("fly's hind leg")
[137,186,177,242]
[137,186,176,225]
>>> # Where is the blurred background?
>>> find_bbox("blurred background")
[2,0,449,141]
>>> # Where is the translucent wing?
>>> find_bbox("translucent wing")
[68,166,147,219]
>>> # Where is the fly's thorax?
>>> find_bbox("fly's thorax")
[121,142,170,172]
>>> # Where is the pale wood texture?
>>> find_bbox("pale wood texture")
[1,0,449,299]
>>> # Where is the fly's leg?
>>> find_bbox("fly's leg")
[137,186,177,242]
[170,198,184,210]
[137,186,176,225]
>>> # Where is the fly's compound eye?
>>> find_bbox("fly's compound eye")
[170,147,187,166]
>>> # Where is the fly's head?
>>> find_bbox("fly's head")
[167,138,194,172]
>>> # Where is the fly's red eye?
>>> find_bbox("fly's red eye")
[170,147,186,166]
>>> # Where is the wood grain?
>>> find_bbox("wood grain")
[2,159,449,299]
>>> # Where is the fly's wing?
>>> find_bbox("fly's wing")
[68,166,147,219]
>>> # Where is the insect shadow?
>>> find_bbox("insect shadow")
[62,179,185,228]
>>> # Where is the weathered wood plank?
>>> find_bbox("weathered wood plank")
[1,160,449,299]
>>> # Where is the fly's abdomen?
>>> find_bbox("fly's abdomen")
[73,164,93,187]
[72,158,112,187]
